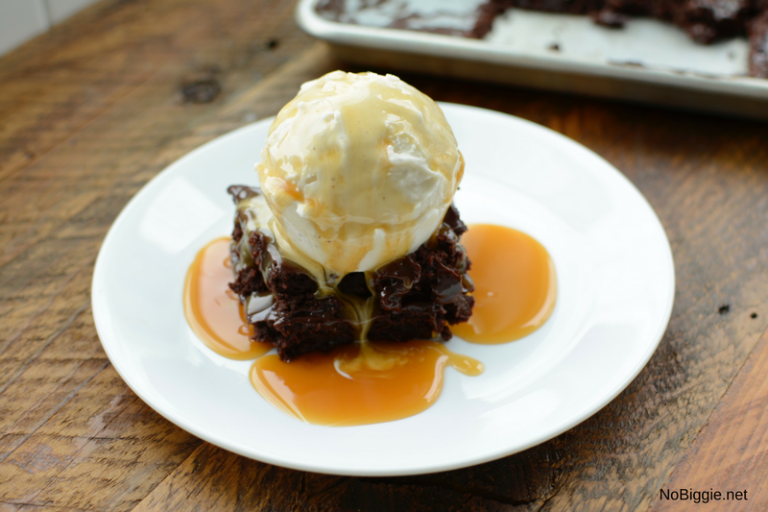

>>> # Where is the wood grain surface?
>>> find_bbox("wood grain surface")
[1,1,768,511]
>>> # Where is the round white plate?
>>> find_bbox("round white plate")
[92,103,675,476]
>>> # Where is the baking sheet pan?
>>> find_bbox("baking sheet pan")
[296,0,768,120]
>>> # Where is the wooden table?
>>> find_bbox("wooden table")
[2,0,768,510]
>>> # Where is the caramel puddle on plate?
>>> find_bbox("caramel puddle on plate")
[250,341,483,426]
[452,224,557,344]
[184,237,271,360]
[184,236,483,426]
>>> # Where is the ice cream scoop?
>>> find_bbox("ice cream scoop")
[256,70,464,289]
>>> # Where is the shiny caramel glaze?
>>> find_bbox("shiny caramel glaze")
[256,71,465,286]
[184,236,483,426]
[183,237,271,360]
[250,340,483,426]
[452,224,557,344]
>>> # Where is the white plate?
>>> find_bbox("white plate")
[92,103,675,476]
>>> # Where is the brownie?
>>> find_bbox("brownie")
[474,0,601,38]
[475,0,768,76]
[227,185,475,361]
[480,0,752,36]
[680,0,752,43]
[749,9,768,77]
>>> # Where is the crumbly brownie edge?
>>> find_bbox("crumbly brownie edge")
[227,186,475,361]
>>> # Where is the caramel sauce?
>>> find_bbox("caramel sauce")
[184,222,556,426]
[183,236,483,426]
[250,341,483,426]
[452,224,557,344]
[183,237,271,360]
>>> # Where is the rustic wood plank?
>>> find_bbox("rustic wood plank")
[0,0,314,509]
[0,0,312,435]
[0,263,101,464]
[133,443,524,512]
[0,0,311,276]
[0,44,337,510]
[649,325,768,512]
[1,0,768,509]
[0,364,201,511]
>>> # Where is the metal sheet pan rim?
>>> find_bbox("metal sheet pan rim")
[296,0,768,100]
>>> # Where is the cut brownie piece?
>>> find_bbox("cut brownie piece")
[593,0,751,41]
[473,0,601,38]
[593,0,687,28]
[749,10,768,77]
[475,0,766,75]
[368,216,474,343]
[680,0,752,43]
[227,185,475,361]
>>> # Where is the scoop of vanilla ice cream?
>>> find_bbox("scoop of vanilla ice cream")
[256,70,464,287]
